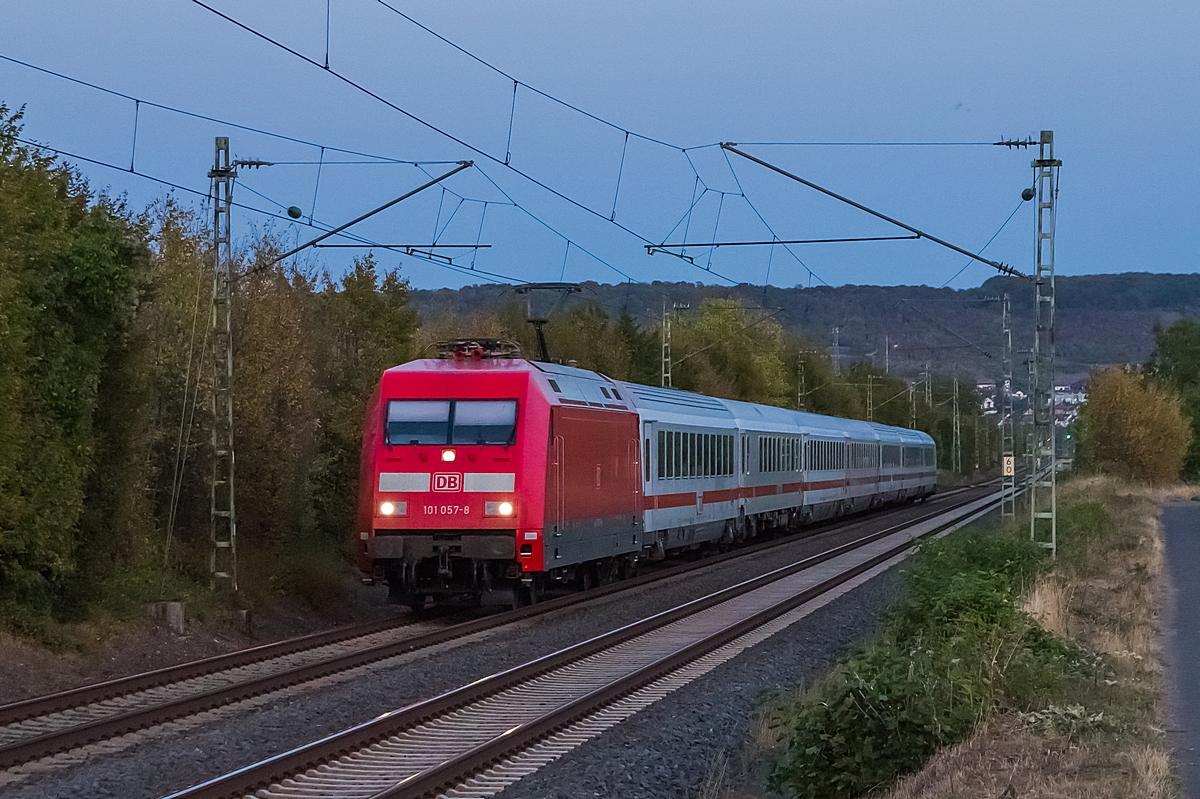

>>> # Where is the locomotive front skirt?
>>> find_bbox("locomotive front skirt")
[356,357,936,606]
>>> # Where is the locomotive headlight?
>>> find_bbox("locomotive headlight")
[379,501,407,516]
[441,449,456,462]
[380,501,396,516]
[485,501,514,517]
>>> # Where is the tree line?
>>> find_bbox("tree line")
[0,109,995,631]
[1074,320,1200,484]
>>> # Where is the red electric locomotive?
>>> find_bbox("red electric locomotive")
[356,342,641,607]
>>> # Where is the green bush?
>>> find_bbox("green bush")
[769,528,1089,799]
[770,639,984,798]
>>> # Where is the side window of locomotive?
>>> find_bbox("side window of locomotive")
[386,400,451,445]
[452,400,518,445]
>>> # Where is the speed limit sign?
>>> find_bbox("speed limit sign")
[1003,456,1015,476]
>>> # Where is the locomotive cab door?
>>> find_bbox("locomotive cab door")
[548,433,565,562]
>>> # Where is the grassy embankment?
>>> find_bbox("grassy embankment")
[733,475,1175,799]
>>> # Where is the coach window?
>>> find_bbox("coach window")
[645,437,651,483]
[658,431,666,479]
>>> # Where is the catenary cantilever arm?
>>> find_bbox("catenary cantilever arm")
[255,160,473,273]
[720,143,1029,280]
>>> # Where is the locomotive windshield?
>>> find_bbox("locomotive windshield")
[451,400,518,445]
[386,400,450,445]
[386,399,517,446]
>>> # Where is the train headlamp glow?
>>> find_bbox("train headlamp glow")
[441,449,456,462]
[380,501,408,516]
[485,501,514,517]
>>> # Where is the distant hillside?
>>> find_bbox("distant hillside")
[412,273,1200,385]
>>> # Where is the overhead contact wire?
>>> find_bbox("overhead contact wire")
[0,53,457,165]
[185,0,658,247]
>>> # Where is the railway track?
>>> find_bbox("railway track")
[0,483,990,771]
[163,488,1004,799]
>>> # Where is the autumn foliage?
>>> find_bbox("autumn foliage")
[1076,369,1190,484]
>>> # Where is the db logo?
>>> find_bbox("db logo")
[433,473,463,492]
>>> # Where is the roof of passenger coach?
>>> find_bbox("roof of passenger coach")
[477,360,935,446]
[613,380,735,426]
[867,421,935,446]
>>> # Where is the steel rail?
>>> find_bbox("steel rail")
[0,483,990,769]
[162,490,1001,799]
[0,614,408,727]
[386,503,993,799]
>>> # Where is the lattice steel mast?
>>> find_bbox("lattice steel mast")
[660,302,672,388]
[1030,131,1061,555]
[952,378,962,474]
[209,138,237,592]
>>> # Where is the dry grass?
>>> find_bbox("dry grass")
[879,714,1172,799]
[1022,577,1072,639]
[867,474,1178,799]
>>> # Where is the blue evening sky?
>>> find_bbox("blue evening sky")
[2,1,1195,290]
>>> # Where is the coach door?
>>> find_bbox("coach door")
[642,422,653,492]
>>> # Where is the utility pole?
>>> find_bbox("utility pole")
[952,378,962,475]
[909,384,916,429]
[1001,293,1016,518]
[209,138,237,594]
[866,375,874,421]
[1030,131,1061,557]
[924,362,932,407]
[885,333,890,374]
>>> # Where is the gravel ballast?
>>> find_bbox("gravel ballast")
[497,567,903,799]
[0,502,939,799]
